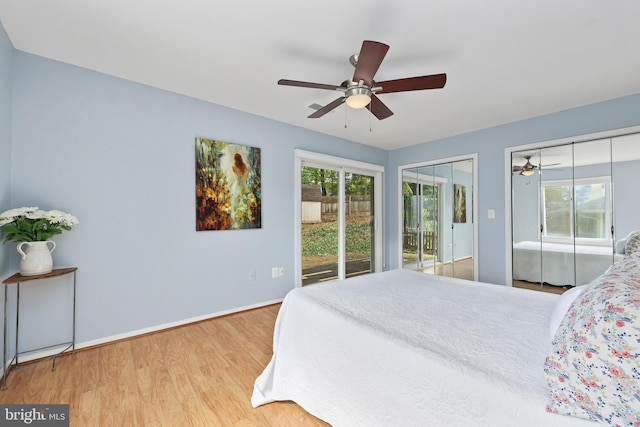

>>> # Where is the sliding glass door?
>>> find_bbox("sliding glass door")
[300,166,339,286]
[296,151,383,287]
[345,172,375,279]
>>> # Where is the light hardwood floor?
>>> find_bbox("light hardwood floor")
[512,279,569,295]
[0,304,328,426]
[420,257,474,280]
[422,257,568,295]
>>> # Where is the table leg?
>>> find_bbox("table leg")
[15,284,19,367]
[2,284,7,391]
[72,271,76,354]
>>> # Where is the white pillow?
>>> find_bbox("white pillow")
[548,285,586,340]
[625,231,640,256]
[615,238,627,254]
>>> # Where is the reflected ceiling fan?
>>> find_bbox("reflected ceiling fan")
[512,155,561,176]
[278,40,447,120]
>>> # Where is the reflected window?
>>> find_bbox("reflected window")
[542,177,611,243]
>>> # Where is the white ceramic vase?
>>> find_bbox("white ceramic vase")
[17,241,56,276]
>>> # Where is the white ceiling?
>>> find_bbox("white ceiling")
[1,0,640,151]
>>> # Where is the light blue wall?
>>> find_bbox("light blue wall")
[387,94,640,285]
[10,51,387,349]
[0,24,13,288]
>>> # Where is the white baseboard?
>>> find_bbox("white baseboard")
[3,298,283,369]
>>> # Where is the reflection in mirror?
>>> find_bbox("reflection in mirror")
[437,163,454,277]
[572,139,614,286]
[539,143,576,288]
[418,164,438,274]
[512,148,544,290]
[402,167,420,269]
[401,159,475,281]
[511,132,640,293]
[402,165,440,271]
[612,133,640,250]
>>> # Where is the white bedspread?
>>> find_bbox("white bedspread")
[252,269,595,426]
[513,240,621,286]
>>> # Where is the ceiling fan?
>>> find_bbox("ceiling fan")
[278,40,447,120]
[512,155,561,176]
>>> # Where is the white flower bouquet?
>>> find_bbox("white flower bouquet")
[0,207,79,243]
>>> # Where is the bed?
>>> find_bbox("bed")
[252,269,605,426]
[512,240,622,286]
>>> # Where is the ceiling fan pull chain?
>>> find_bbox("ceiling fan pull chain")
[344,104,347,128]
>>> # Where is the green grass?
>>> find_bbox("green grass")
[302,218,371,259]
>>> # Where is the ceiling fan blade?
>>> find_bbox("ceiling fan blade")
[278,79,342,91]
[376,73,447,94]
[353,40,389,86]
[512,166,523,172]
[368,95,394,120]
[308,97,345,118]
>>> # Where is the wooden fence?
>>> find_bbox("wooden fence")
[403,229,436,254]
[321,195,371,216]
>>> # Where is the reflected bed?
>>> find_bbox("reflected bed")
[512,240,621,286]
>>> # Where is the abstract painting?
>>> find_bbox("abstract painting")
[195,137,262,230]
[453,184,467,223]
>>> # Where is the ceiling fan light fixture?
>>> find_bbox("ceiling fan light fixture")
[517,155,536,176]
[345,86,372,109]
[278,40,446,120]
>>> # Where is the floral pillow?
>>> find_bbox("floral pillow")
[543,256,640,425]
[548,285,586,340]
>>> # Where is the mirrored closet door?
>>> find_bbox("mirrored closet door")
[511,132,640,289]
[401,158,476,281]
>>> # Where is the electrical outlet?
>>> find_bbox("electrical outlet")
[278,267,285,277]
[249,270,256,281]
[272,267,278,278]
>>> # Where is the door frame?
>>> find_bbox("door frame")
[397,154,479,281]
[294,149,384,287]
